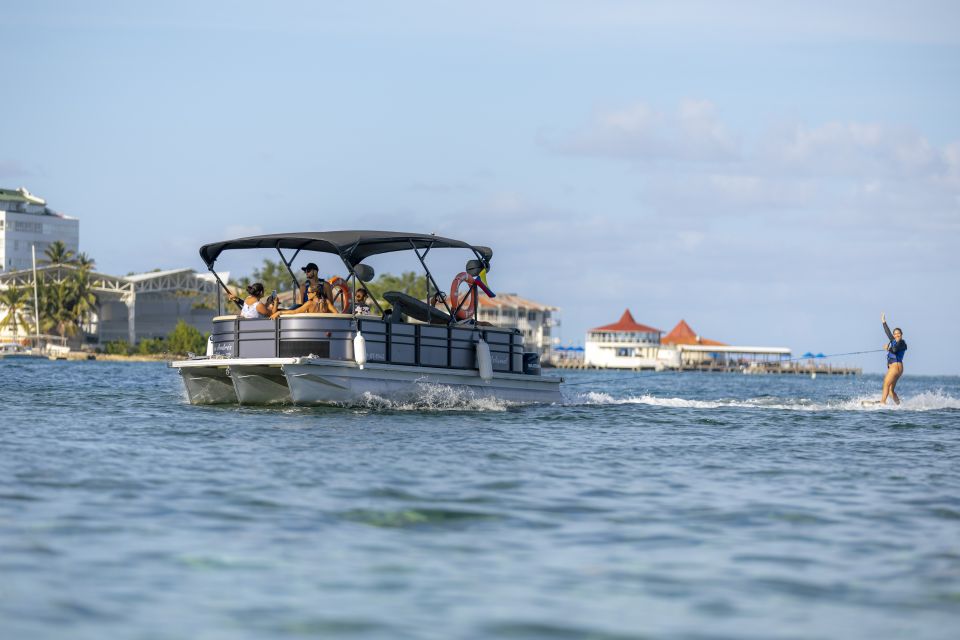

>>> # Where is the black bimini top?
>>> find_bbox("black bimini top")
[199,230,493,268]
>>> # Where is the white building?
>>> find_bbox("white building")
[584,309,662,369]
[581,315,792,370]
[0,187,79,272]
[477,293,559,361]
[658,319,790,368]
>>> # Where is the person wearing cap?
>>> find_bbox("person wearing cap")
[298,262,332,306]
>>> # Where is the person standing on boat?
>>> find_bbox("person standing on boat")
[241,283,279,319]
[298,263,332,306]
[880,312,907,405]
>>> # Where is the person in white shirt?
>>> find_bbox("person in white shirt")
[240,283,278,319]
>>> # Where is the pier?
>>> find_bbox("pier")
[549,361,861,375]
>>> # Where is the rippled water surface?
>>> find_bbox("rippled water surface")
[2,361,959,639]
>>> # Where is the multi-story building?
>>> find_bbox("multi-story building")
[477,293,559,361]
[0,187,79,271]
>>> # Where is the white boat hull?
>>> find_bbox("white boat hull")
[283,359,562,405]
[176,364,238,404]
[228,364,291,405]
[171,356,562,406]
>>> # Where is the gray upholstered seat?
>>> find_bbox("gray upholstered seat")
[383,291,451,325]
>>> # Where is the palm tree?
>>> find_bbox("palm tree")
[75,252,96,270]
[0,286,33,342]
[42,240,75,266]
[70,265,98,334]
[42,278,78,339]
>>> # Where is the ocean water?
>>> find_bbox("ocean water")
[2,361,959,640]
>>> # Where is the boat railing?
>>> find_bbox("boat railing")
[209,314,526,373]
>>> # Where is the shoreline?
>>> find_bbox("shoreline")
[59,352,172,363]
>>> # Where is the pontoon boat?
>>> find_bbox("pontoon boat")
[170,231,562,406]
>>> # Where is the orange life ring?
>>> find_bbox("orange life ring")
[449,272,477,320]
[328,276,351,313]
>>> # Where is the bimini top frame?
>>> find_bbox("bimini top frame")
[200,230,492,269]
[199,230,494,323]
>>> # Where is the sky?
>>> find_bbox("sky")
[3,1,959,374]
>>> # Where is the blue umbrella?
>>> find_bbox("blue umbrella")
[802,352,815,359]
[815,353,826,358]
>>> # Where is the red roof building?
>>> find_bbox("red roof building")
[584,309,662,368]
[589,309,661,334]
[660,319,726,346]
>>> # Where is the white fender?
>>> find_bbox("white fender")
[354,331,367,369]
[476,338,493,381]
[206,335,213,357]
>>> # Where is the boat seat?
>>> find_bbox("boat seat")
[383,291,451,325]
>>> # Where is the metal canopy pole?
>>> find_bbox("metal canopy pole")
[333,252,385,316]
[206,266,239,309]
[409,240,452,316]
[275,247,301,296]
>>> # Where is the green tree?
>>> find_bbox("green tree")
[102,339,132,355]
[74,252,96,270]
[137,337,166,355]
[30,262,98,341]
[234,259,292,298]
[70,264,98,331]
[0,286,33,342]
[364,271,428,303]
[38,277,79,339]
[41,240,75,266]
[166,320,208,355]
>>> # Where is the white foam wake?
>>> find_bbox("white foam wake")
[568,390,960,412]
[344,383,511,412]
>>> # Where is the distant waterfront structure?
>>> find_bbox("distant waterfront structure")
[567,312,793,371]
[0,187,79,272]
[0,265,220,346]
[658,319,790,369]
[584,309,662,369]
[477,293,558,361]
[553,345,585,362]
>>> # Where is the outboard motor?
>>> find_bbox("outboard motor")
[522,352,541,375]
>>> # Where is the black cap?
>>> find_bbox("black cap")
[301,262,319,272]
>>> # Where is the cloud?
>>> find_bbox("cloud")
[0,160,31,178]
[761,122,948,179]
[223,224,264,239]
[642,173,815,217]
[542,99,739,163]
[548,101,960,233]
[408,181,476,194]
[938,141,960,188]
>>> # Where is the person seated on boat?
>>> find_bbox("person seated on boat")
[240,283,278,319]
[271,282,336,318]
[298,262,333,305]
[353,287,372,315]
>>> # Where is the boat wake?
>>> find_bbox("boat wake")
[567,390,960,412]
[345,383,513,412]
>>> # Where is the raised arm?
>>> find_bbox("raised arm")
[881,312,893,341]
